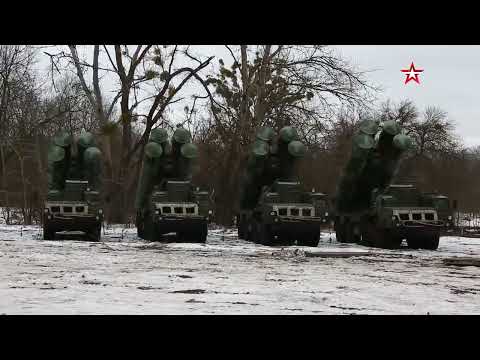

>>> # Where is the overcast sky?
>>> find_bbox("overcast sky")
[332,45,480,147]
[37,45,480,147]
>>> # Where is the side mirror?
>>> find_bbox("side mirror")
[452,200,458,210]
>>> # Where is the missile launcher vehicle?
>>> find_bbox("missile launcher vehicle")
[237,126,329,246]
[43,131,103,241]
[334,119,450,249]
[135,127,213,243]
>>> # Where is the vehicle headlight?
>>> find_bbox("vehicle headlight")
[155,210,160,215]
[98,209,103,215]
[448,216,452,220]
[44,208,49,213]
[274,218,279,222]
[325,212,329,217]
[208,210,213,215]
[270,211,277,216]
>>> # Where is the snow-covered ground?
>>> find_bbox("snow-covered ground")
[0,224,479,314]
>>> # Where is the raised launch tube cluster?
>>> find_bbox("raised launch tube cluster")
[335,119,413,213]
[239,125,307,210]
[47,131,103,195]
[134,126,199,211]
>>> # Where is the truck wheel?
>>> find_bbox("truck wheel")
[199,227,208,243]
[313,232,321,247]
[237,216,245,239]
[256,221,273,246]
[278,234,292,246]
[145,217,160,242]
[422,234,440,250]
[238,223,245,239]
[375,229,402,249]
[407,236,422,249]
[261,227,274,246]
[87,226,101,242]
[192,225,208,243]
[137,216,145,239]
[250,220,259,244]
[188,225,207,243]
[43,227,55,240]
[335,222,346,243]
[345,222,361,243]
[246,222,254,243]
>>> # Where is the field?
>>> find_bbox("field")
[0,225,479,314]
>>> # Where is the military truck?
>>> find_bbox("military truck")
[335,183,445,249]
[135,126,213,243]
[334,119,448,250]
[136,180,213,243]
[237,126,328,247]
[238,180,325,246]
[44,131,103,241]
[44,180,103,241]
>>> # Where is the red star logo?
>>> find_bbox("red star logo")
[401,62,424,84]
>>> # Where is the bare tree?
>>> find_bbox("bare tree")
[193,45,375,224]
[45,45,215,222]
[376,100,461,157]
[408,106,461,157]
[0,46,43,222]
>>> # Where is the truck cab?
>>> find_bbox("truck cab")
[238,180,327,246]
[372,184,444,249]
[43,180,103,241]
[136,180,213,243]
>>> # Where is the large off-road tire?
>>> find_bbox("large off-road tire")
[253,220,273,246]
[362,220,401,249]
[245,221,253,242]
[250,220,258,244]
[43,226,55,240]
[86,225,101,242]
[237,215,245,239]
[374,229,402,249]
[298,231,320,247]
[347,222,362,244]
[422,234,440,250]
[136,214,145,239]
[197,231,208,244]
[145,216,160,242]
[199,226,208,243]
[335,222,347,243]
[336,221,359,243]
[180,224,207,243]
[260,225,274,246]
[407,236,422,249]
[278,233,294,246]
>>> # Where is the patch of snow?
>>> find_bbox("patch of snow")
[0,224,479,314]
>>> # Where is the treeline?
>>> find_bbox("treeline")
[0,45,477,225]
